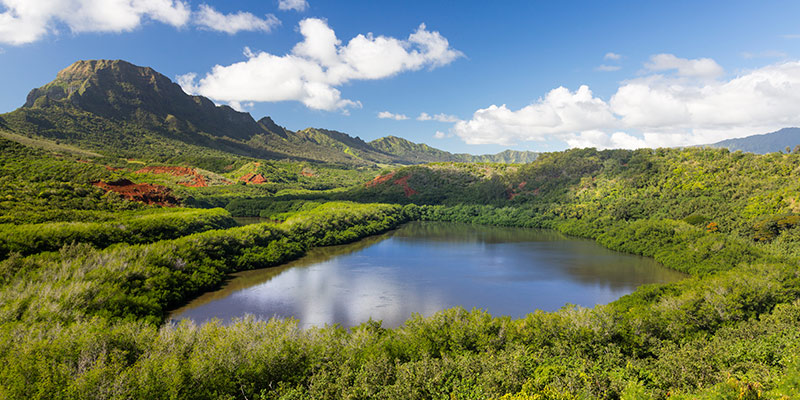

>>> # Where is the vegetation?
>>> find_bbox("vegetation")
[370,135,539,164]
[2,60,536,168]
[2,59,800,399]
[0,208,235,258]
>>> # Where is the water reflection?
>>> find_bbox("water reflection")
[170,222,685,328]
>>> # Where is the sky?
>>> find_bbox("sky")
[2,1,800,155]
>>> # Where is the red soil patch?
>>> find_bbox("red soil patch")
[76,159,91,164]
[366,172,395,187]
[134,166,208,187]
[239,173,268,184]
[506,181,529,200]
[104,166,122,171]
[300,168,316,177]
[393,175,418,197]
[93,179,179,206]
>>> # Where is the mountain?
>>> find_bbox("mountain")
[707,127,800,154]
[370,136,538,163]
[1,59,538,168]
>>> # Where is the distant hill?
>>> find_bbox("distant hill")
[370,136,538,163]
[707,127,800,154]
[1,59,538,168]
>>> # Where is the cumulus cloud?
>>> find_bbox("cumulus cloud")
[278,0,308,12]
[451,57,800,149]
[378,111,409,120]
[0,1,288,45]
[645,53,723,78]
[178,18,463,111]
[195,4,280,34]
[0,0,191,45]
[453,85,616,145]
[433,130,449,139]
[564,130,647,149]
[417,112,459,122]
[604,52,621,60]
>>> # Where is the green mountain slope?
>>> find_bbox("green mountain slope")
[370,135,538,163]
[707,127,800,154]
[2,59,538,167]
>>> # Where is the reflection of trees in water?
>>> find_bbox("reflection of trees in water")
[393,221,568,244]
[169,222,686,321]
[169,231,394,315]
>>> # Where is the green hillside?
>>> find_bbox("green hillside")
[3,138,800,398]
[371,135,539,163]
[2,60,537,168]
[3,59,800,399]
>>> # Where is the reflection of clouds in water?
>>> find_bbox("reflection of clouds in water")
[233,257,446,328]
[170,222,685,328]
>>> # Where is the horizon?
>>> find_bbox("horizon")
[2,1,800,155]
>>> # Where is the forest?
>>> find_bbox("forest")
[1,131,800,399]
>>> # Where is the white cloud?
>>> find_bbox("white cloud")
[179,18,463,111]
[595,65,621,72]
[452,58,800,149]
[417,112,459,122]
[604,52,621,60]
[781,34,800,39]
[564,130,647,149]
[378,111,409,120]
[433,131,448,139]
[195,4,280,34]
[645,53,723,78]
[452,85,616,145]
[227,100,254,112]
[278,0,308,12]
[0,0,191,45]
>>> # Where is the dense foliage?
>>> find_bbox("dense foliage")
[0,208,235,258]
[2,134,800,398]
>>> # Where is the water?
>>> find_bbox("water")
[169,222,685,328]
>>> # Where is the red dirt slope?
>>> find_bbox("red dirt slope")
[366,172,395,187]
[239,173,268,184]
[93,179,179,206]
[393,175,418,197]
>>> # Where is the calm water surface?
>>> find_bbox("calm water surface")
[170,222,685,328]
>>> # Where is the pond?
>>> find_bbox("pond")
[169,222,685,328]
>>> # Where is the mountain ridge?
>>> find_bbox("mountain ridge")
[3,59,538,168]
[706,127,800,154]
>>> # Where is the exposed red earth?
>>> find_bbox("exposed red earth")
[393,175,418,197]
[300,168,316,177]
[365,172,417,197]
[93,179,179,206]
[507,181,528,200]
[365,172,395,187]
[239,173,268,184]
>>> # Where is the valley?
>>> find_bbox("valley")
[1,60,800,399]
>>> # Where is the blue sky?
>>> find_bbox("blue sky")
[2,1,800,154]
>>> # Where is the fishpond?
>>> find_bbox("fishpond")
[170,222,685,328]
